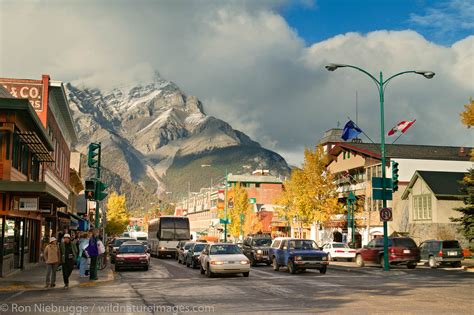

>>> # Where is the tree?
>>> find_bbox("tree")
[278,145,343,233]
[243,209,263,236]
[227,183,251,239]
[451,169,474,249]
[105,192,130,236]
[460,98,474,128]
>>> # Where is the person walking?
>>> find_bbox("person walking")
[78,232,90,278]
[44,237,60,288]
[87,229,99,280]
[60,234,78,288]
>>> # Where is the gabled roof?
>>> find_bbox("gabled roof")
[401,171,467,200]
[329,142,472,161]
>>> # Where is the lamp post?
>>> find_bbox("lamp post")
[325,63,434,271]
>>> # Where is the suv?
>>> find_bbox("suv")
[242,234,273,266]
[356,237,420,269]
[419,240,463,268]
[269,237,329,274]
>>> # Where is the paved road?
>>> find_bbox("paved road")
[2,257,472,314]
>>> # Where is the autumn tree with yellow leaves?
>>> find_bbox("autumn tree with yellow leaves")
[278,145,343,233]
[105,192,130,236]
[227,183,253,239]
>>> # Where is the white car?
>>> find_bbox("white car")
[200,243,250,277]
[322,242,356,262]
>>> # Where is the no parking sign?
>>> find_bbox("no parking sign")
[380,207,393,222]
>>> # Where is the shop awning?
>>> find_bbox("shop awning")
[18,131,54,162]
[0,181,68,206]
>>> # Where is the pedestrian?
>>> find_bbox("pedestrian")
[78,232,90,278]
[60,234,78,288]
[44,237,60,288]
[86,229,100,280]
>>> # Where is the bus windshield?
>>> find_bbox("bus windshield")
[159,217,190,241]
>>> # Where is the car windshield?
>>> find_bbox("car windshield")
[194,244,206,252]
[442,241,460,249]
[332,243,349,248]
[391,238,417,248]
[184,243,193,250]
[210,244,242,255]
[252,239,272,247]
[137,237,147,241]
[289,240,318,250]
[115,239,134,247]
[119,245,145,253]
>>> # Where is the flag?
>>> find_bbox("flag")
[388,119,416,136]
[341,120,362,141]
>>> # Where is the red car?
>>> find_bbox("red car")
[355,237,419,269]
[114,241,151,271]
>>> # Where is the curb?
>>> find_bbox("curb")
[0,268,115,293]
[328,264,407,276]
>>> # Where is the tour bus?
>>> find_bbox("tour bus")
[148,216,190,258]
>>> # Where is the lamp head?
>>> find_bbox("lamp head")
[325,63,346,71]
[415,71,435,79]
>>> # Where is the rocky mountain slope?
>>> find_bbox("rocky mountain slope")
[67,74,290,208]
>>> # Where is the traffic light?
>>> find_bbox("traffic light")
[392,161,399,192]
[85,179,96,200]
[87,143,101,168]
[95,180,108,201]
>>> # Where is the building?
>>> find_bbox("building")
[324,141,472,247]
[401,171,467,245]
[175,171,285,240]
[0,75,77,276]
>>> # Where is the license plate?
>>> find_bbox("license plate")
[228,261,235,264]
[448,251,457,256]
[403,249,410,254]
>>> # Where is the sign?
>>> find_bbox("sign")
[19,197,39,211]
[0,81,44,110]
[39,205,53,215]
[227,197,234,209]
[220,218,230,224]
[249,198,256,204]
[372,177,393,189]
[380,207,393,222]
[372,188,393,201]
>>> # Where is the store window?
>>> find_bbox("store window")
[4,219,15,257]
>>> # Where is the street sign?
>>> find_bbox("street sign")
[219,218,230,224]
[249,198,256,204]
[372,177,393,189]
[372,188,393,201]
[380,207,393,222]
[348,192,356,202]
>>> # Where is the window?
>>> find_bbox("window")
[367,239,376,248]
[12,132,20,170]
[271,240,281,249]
[20,144,29,175]
[413,195,432,220]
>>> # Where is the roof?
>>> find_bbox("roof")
[227,174,283,184]
[402,171,467,200]
[330,142,472,161]
[49,81,78,144]
[0,85,13,98]
[319,128,349,145]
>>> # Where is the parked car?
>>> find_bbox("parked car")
[355,237,419,269]
[269,237,329,274]
[185,242,207,269]
[419,240,463,268]
[200,243,250,277]
[242,234,272,266]
[175,241,187,261]
[177,242,194,264]
[322,242,356,262]
[110,237,135,263]
[114,241,151,271]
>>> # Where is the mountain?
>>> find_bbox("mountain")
[67,73,290,209]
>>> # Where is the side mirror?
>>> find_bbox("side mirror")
[319,247,323,250]
[283,246,288,250]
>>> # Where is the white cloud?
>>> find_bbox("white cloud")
[0,1,472,166]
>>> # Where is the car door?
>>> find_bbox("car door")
[361,239,377,262]
[242,237,251,258]
[419,242,428,261]
[280,240,290,265]
[200,245,210,270]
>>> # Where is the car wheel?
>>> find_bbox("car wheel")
[192,260,197,269]
[250,256,256,267]
[288,260,297,274]
[114,266,120,272]
[243,272,249,277]
[355,254,364,267]
[206,264,214,278]
[272,257,280,271]
[300,268,306,273]
[378,255,384,267]
[428,256,437,268]
[407,262,417,269]
[319,266,327,274]
[143,266,149,271]
[327,254,332,262]
[200,265,205,275]
[186,260,190,267]
[452,261,462,268]
[266,262,272,266]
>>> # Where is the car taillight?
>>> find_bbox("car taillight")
[389,248,395,254]
[438,250,443,257]
[334,250,344,253]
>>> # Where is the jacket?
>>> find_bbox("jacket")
[60,242,78,264]
[86,236,99,257]
[44,243,60,264]
[79,238,89,258]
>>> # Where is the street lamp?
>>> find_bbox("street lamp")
[326,63,434,271]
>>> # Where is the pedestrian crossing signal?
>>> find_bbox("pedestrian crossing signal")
[85,180,96,200]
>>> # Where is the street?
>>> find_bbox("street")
[1,257,473,314]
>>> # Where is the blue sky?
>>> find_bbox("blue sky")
[280,0,473,46]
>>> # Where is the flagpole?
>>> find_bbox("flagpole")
[347,116,376,144]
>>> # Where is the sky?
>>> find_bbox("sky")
[0,0,473,166]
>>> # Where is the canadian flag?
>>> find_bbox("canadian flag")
[388,119,416,136]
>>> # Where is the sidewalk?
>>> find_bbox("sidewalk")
[0,262,115,292]
[328,261,408,276]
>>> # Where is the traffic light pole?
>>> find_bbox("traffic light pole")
[95,144,101,229]
[224,168,228,243]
